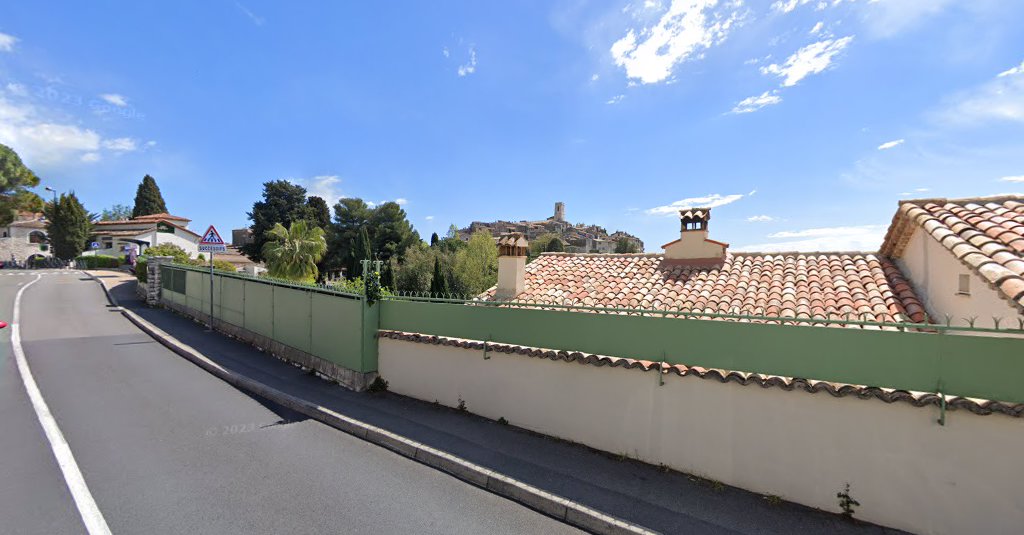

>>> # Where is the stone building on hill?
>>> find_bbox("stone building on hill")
[459,202,644,253]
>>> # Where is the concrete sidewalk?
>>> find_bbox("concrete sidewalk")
[96,272,901,535]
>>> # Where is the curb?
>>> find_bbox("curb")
[84,273,656,535]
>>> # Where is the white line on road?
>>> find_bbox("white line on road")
[11,274,113,535]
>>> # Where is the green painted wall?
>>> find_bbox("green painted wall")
[378,300,1024,403]
[160,265,372,372]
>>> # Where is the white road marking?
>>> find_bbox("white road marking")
[11,274,113,535]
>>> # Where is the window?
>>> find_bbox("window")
[957,274,971,295]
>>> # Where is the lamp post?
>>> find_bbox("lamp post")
[44,186,57,204]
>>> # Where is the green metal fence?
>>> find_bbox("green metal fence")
[160,264,375,373]
[378,297,1024,404]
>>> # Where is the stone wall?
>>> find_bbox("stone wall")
[0,237,50,263]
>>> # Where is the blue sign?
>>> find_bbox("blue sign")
[90,242,100,250]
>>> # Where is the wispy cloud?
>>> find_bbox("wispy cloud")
[1000,175,1024,183]
[611,0,742,84]
[5,83,27,97]
[101,137,137,151]
[761,36,854,87]
[0,97,104,165]
[442,47,450,58]
[809,21,824,35]
[80,152,101,163]
[731,90,782,114]
[859,0,956,38]
[646,193,746,216]
[458,46,477,77]
[932,59,1024,125]
[425,215,435,221]
[395,198,408,205]
[235,2,265,26]
[770,0,813,14]
[99,93,128,107]
[735,224,888,252]
[289,175,344,202]
[877,138,904,150]
[606,94,625,105]
[747,215,775,222]
[0,32,17,52]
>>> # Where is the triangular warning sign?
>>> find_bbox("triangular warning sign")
[200,225,225,245]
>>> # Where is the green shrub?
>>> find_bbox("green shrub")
[143,243,191,264]
[76,255,122,269]
[135,258,148,282]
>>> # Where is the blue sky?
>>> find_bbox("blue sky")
[1,1,1022,252]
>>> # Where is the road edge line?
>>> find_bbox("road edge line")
[14,274,113,535]
[86,273,656,535]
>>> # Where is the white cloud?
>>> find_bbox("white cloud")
[771,0,813,14]
[146,140,157,147]
[425,215,435,221]
[99,93,128,107]
[395,198,408,205]
[591,73,599,81]
[747,215,775,222]
[5,83,27,97]
[933,61,1024,125]
[997,60,1024,78]
[736,224,888,252]
[442,47,450,58]
[877,138,904,150]
[607,94,625,105]
[0,32,17,52]
[289,175,344,202]
[102,137,137,151]
[809,21,824,35]
[80,152,101,163]
[235,2,265,26]
[731,90,782,113]
[1000,175,1024,183]
[761,36,854,87]
[646,193,745,216]
[610,0,742,84]
[0,98,102,165]
[458,47,477,77]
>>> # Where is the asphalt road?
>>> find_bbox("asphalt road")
[0,271,582,535]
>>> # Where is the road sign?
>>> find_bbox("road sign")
[90,242,100,250]
[198,225,227,253]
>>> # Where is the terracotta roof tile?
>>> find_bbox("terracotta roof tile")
[881,195,1024,313]
[482,251,926,326]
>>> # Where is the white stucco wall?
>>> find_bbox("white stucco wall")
[151,228,200,257]
[379,337,1024,535]
[898,229,1022,331]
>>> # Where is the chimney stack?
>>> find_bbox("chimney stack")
[662,208,728,263]
[495,233,528,299]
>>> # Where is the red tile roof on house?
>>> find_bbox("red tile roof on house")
[482,252,926,325]
[94,213,191,225]
[880,195,1024,313]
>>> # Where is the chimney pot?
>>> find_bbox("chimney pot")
[662,207,727,263]
[496,233,528,298]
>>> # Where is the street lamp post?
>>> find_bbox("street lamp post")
[44,186,57,204]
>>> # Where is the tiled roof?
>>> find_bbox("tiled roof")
[94,213,191,225]
[379,330,1024,416]
[92,228,156,237]
[8,219,46,229]
[482,252,926,325]
[880,195,1024,313]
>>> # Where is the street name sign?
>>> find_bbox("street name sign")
[198,225,227,253]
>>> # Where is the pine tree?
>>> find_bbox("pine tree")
[0,143,44,226]
[430,232,439,247]
[45,192,92,261]
[545,238,564,252]
[429,256,449,296]
[131,175,168,218]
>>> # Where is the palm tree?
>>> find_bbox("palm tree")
[261,221,327,282]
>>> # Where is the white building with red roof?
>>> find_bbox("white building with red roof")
[88,213,202,258]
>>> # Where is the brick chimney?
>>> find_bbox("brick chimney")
[495,233,528,299]
[661,208,728,264]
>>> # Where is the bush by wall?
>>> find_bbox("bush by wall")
[135,258,148,282]
[76,255,122,269]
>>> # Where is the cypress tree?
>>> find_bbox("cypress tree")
[131,175,168,218]
[430,232,439,247]
[429,256,448,296]
[545,238,565,252]
[45,192,92,260]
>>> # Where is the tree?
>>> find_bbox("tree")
[529,233,562,257]
[615,237,639,254]
[242,180,314,261]
[453,230,498,295]
[0,143,44,226]
[545,238,565,252]
[131,175,168,218]
[429,256,449,296]
[306,196,331,230]
[430,232,439,247]
[393,242,434,292]
[326,198,419,279]
[261,221,327,283]
[100,204,132,221]
[44,192,92,261]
